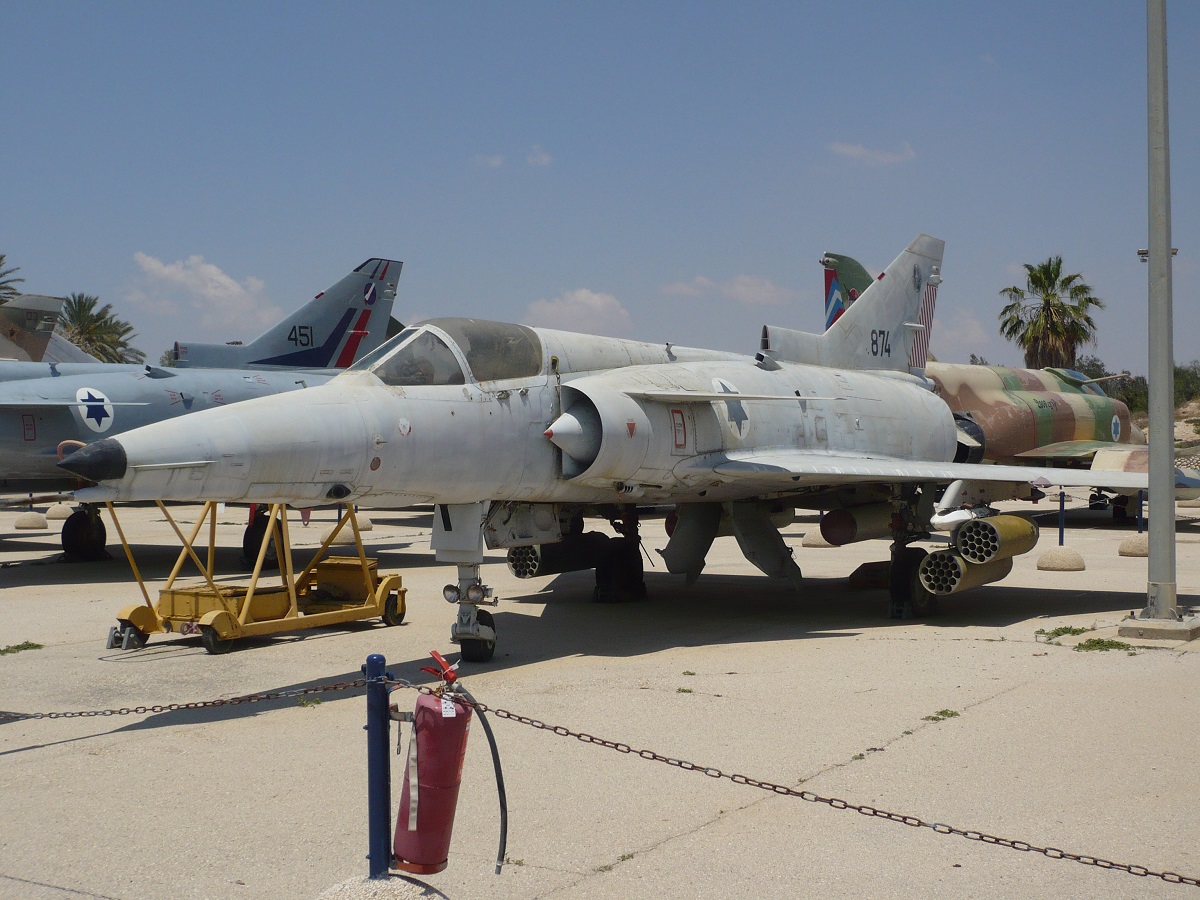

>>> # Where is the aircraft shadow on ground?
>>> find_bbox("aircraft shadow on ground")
[0,565,1166,750]
[0,536,439,589]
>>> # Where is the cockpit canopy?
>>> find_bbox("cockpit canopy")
[348,318,544,386]
[1046,368,1109,397]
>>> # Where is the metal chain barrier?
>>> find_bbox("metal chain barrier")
[457,694,1200,889]
[0,678,374,721]
[6,674,1198,887]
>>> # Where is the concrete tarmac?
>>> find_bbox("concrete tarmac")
[2,501,1199,899]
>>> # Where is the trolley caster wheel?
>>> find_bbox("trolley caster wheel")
[459,609,495,663]
[108,622,149,650]
[382,591,405,626]
[200,625,233,655]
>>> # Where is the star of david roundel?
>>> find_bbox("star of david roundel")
[76,387,114,433]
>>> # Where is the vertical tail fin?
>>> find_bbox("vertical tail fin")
[820,253,874,330]
[0,294,65,362]
[761,234,943,373]
[174,258,401,370]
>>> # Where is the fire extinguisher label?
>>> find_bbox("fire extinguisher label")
[441,696,457,717]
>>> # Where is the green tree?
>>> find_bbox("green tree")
[0,253,24,305]
[1074,354,1110,381]
[998,257,1104,369]
[59,293,146,364]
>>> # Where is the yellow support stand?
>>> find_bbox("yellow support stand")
[105,503,406,653]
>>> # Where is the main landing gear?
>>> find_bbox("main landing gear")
[61,504,109,562]
[888,485,937,619]
[593,507,646,604]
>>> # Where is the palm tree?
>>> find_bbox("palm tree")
[998,257,1104,369]
[59,292,147,364]
[0,253,24,305]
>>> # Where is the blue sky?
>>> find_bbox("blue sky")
[3,2,1197,375]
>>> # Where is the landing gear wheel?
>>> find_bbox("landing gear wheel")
[200,625,233,655]
[890,547,936,618]
[241,510,279,570]
[1112,495,1131,524]
[593,537,646,603]
[459,608,495,663]
[382,591,405,626]
[61,508,108,561]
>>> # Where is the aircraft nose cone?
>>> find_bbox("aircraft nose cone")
[545,407,601,463]
[58,438,128,483]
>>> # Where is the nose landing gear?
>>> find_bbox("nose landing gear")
[447,563,498,663]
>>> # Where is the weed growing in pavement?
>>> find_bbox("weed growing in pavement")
[676,687,693,694]
[1074,637,1134,652]
[682,670,696,676]
[1035,626,1091,644]
[923,709,960,722]
[0,641,43,655]
[297,697,323,708]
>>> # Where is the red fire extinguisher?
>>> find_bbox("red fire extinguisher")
[392,652,474,874]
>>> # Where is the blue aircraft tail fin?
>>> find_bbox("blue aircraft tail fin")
[173,258,401,370]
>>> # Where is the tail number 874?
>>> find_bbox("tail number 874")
[870,329,892,357]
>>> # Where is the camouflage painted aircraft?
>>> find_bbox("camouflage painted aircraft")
[0,293,101,364]
[817,253,1188,513]
[2,258,401,557]
[61,235,1163,660]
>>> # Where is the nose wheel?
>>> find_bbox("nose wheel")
[448,563,498,663]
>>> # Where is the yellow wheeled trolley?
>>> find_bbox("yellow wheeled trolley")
[105,501,405,653]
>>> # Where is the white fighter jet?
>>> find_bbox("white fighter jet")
[60,236,1151,661]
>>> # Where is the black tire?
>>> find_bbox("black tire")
[593,537,645,603]
[382,591,405,626]
[241,512,279,570]
[459,608,495,663]
[117,621,149,649]
[200,625,233,655]
[61,509,108,561]
[890,547,937,618]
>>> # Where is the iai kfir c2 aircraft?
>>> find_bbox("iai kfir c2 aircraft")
[3,258,400,557]
[61,235,1163,662]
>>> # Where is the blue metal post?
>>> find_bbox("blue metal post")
[1058,490,1066,546]
[1137,489,1146,535]
[364,654,391,878]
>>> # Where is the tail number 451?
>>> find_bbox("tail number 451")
[870,329,892,357]
[288,325,314,347]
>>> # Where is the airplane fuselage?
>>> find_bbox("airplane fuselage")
[927,362,1142,463]
[0,368,330,492]
[71,329,958,508]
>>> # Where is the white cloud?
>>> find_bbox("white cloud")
[660,274,797,306]
[474,154,505,168]
[524,289,631,336]
[526,144,553,167]
[828,140,917,166]
[660,276,716,297]
[722,275,795,306]
[929,309,996,363]
[127,253,282,335]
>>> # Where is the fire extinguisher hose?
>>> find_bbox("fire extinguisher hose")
[459,686,508,875]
